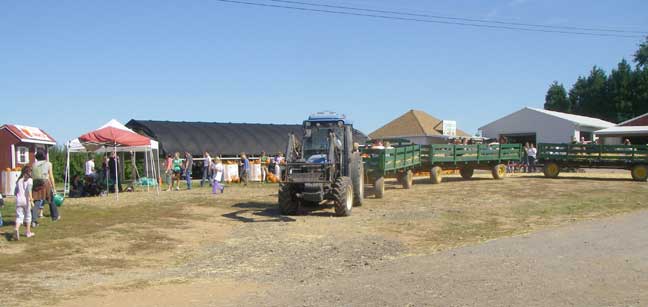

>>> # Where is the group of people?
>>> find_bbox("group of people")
[162,151,287,191]
[10,151,60,240]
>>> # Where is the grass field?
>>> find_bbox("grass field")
[1,172,647,306]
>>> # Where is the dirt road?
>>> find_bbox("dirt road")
[245,209,648,307]
[49,174,648,307]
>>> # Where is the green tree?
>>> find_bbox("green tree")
[632,67,648,116]
[634,36,648,69]
[544,81,570,112]
[608,59,634,122]
[568,76,588,116]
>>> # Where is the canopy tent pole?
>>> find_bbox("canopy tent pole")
[154,148,160,196]
[144,148,150,192]
[64,141,71,197]
[114,146,119,199]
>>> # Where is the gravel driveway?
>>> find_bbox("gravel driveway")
[244,210,648,307]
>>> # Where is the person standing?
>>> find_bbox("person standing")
[184,152,193,190]
[31,151,58,227]
[201,151,212,187]
[108,152,122,193]
[85,155,96,179]
[211,157,225,194]
[14,166,35,240]
[171,152,182,191]
[239,153,250,186]
[274,153,284,180]
[522,142,530,173]
[527,143,538,173]
[260,151,269,183]
[164,154,173,191]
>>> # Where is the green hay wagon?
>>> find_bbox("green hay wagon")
[420,144,523,184]
[538,143,648,181]
[362,144,421,198]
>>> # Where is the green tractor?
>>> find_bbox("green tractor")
[279,112,364,216]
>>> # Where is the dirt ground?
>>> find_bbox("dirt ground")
[1,171,647,306]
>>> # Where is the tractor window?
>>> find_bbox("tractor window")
[303,125,344,157]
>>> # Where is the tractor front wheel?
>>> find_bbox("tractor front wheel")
[333,176,353,216]
[631,164,648,181]
[278,184,298,215]
[350,153,364,206]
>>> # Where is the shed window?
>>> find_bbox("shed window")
[16,146,29,164]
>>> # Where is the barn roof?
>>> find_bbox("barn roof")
[369,109,470,139]
[526,107,615,128]
[0,124,56,145]
[126,120,368,156]
[619,112,648,126]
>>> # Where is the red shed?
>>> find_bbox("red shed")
[0,124,57,193]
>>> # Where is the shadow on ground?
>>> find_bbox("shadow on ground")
[518,175,634,182]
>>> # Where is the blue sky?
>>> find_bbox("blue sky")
[1,0,647,144]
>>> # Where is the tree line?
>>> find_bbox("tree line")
[544,37,648,123]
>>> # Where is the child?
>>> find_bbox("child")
[211,158,225,194]
[0,193,4,227]
[14,166,35,240]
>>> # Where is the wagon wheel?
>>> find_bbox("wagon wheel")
[374,177,385,199]
[543,162,561,178]
[402,170,413,189]
[430,166,443,184]
[491,164,506,180]
[460,167,474,180]
[631,164,648,182]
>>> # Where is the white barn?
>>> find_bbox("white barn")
[479,107,615,144]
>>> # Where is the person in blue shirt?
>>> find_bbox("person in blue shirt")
[239,153,250,186]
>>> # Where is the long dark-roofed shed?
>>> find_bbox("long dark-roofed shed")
[126,120,367,156]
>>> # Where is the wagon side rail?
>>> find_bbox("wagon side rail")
[538,143,648,164]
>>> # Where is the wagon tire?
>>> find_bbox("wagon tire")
[460,167,474,180]
[631,164,648,182]
[491,164,507,179]
[543,162,561,178]
[430,166,443,184]
[374,177,385,199]
[402,170,413,189]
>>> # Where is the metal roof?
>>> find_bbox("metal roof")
[526,107,615,128]
[126,120,367,156]
[595,126,648,135]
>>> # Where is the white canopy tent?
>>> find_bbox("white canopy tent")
[64,119,161,198]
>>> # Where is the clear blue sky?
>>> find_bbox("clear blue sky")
[1,0,647,144]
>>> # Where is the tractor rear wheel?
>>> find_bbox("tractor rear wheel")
[374,177,385,199]
[543,162,561,178]
[278,184,298,215]
[631,164,648,181]
[430,166,443,184]
[333,176,353,216]
[491,164,506,179]
[460,167,474,180]
[402,170,413,189]
[350,153,364,206]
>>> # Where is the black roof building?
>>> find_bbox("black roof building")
[126,120,368,157]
